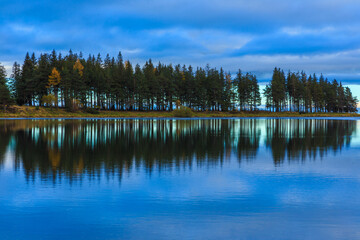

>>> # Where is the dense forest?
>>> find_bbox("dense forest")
[0,50,358,112]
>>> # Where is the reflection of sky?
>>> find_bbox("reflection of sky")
[1,120,360,239]
[351,121,360,146]
[1,149,360,239]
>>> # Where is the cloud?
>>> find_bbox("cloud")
[232,31,360,56]
[1,0,360,87]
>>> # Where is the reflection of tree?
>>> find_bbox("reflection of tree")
[265,119,357,165]
[5,119,253,181]
[0,119,357,181]
[0,121,14,167]
[235,119,261,162]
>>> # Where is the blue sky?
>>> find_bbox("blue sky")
[1,0,360,88]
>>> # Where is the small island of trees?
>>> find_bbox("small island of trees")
[0,50,358,113]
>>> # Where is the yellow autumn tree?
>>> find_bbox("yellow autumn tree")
[47,67,61,89]
[73,59,84,76]
[46,67,61,107]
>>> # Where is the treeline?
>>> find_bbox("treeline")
[264,68,358,112]
[8,50,260,111]
[0,50,357,112]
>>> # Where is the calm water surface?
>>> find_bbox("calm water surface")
[0,118,360,239]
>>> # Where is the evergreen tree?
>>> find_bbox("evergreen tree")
[270,68,286,112]
[35,54,51,105]
[10,50,358,113]
[249,74,261,111]
[10,62,21,100]
[134,64,147,111]
[0,64,12,110]
[20,53,36,105]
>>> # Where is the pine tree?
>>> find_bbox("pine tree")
[124,60,134,110]
[20,52,36,105]
[73,59,86,107]
[35,53,51,105]
[222,73,233,111]
[0,64,12,110]
[0,64,7,86]
[270,68,286,112]
[249,74,261,111]
[10,62,21,100]
[134,64,146,111]
[143,60,156,110]
[8,51,359,114]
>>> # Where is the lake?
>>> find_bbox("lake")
[0,118,360,239]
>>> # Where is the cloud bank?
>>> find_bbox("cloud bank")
[1,0,360,83]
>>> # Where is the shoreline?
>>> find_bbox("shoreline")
[0,106,359,119]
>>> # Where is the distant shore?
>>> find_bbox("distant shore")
[0,106,359,119]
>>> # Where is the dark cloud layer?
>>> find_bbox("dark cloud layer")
[1,0,360,84]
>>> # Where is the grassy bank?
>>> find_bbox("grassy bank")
[0,106,359,118]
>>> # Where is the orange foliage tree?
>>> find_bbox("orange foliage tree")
[46,67,61,107]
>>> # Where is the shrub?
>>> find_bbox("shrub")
[84,108,100,114]
[172,106,193,117]
[175,99,181,109]
[0,84,12,110]
[65,98,82,112]
[42,94,56,107]
[71,99,82,111]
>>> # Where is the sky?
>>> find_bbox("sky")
[1,0,360,92]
